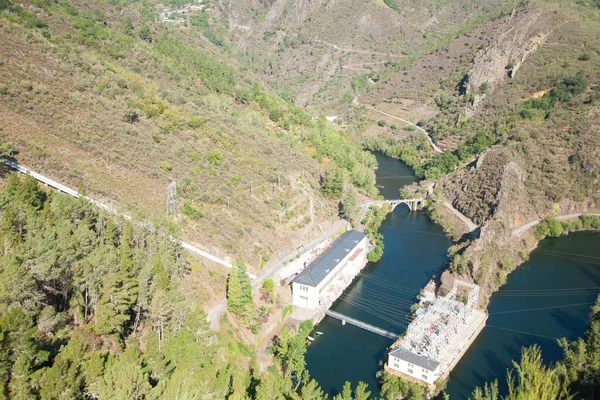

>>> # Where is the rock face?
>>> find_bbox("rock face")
[464,7,552,118]
[441,148,537,227]
[440,148,541,303]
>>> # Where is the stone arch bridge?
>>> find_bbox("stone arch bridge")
[365,198,425,212]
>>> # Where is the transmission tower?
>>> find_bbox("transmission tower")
[167,180,178,215]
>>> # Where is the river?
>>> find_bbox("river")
[304,153,453,397]
[304,153,600,399]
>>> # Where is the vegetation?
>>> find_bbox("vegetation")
[0,174,374,399]
[534,215,600,240]
[469,294,600,400]
[362,204,390,262]
[379,372,425,400]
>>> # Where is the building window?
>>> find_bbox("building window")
[299,285,309,292]
[422,368,427,373]
[407,369,413,375]
[422,375,428,380]
[393,363,399,369]
[408,363,413,368]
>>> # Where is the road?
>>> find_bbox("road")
[352,96,443,154]
[513,213,600,237]
[1,159,256,277]
[443,201,479,232]
[206,219,348,329]
[207,301,227,330]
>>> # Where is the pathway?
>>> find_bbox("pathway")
[353,96,443,154]
[443,201,478,232]
[513,213,600,237]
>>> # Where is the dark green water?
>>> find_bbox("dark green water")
[445,232,600,399]
[305,154,453,397]
[305,153,600,399]
[373,152,417,199]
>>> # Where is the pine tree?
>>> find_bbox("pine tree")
[339,188,358,221]
[321,165,344,199]
[333,382,353,400]
[94,271,133,338]
[236,256,252,306]
[299,371,327,400]
[227,264,243,312]
[354,382,371,400]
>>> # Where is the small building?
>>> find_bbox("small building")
[291,230,368,309]
[387,347,440,385]
[385,280,487,388]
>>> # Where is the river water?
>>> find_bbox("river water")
[304,153,600,399]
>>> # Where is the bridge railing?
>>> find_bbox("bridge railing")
[325,310,400,340]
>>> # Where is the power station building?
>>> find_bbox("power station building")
[291,230,368,310]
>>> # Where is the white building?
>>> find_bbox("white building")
[291,230,368,310]
[388,347,440,385]
[386,280,487,387]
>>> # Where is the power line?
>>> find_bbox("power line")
[489,302,597,315]
[494,291,600,297]
[535,251,600,267]
[499,286,600,292]
[351,284,418,306]
[335,298,407,329]
[537,249,600,261]
[356,274,422,298]
[486,325,561,341]
[380,225,450,238]
[335,296,408,329]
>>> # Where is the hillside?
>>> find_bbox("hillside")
[347,0,600,302]
[0,0,381,282]
[214,0,515,109]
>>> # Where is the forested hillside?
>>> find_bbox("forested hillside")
[0,0,379,276]
[0,173,344,399]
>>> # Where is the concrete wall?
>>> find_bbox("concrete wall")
[291,236,368,310]
[291,282,319,309]
[388,355,437,385]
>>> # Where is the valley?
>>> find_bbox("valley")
[0,0,599,399]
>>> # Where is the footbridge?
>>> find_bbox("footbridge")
[325,310,400,340]
[365,198,425,212]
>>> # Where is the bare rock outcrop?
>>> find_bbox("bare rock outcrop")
[463,7,552,118]
[440,148,541,303]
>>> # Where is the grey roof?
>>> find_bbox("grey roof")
[291,230,366,287]
[389,347,440,371]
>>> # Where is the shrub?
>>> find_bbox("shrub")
[0,0,12,11]
[0,85,8,95]
[182,202,203,219]
[534,218,563,239]
[403,125,416,131]
[159,160,173,172]
[19,80,33,91]
[188,115,206,129]
[378,120,386,127]
[124,111,138,124]
[205,150,224,167]
[138,25,152,43]
[578,53,591,61]
[580,214,600,230]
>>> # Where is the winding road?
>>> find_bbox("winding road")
[512,213,600,237]
[353,96,443,154]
